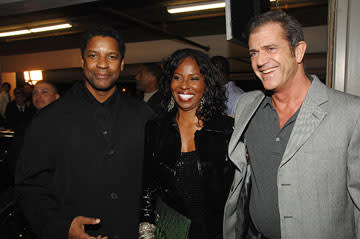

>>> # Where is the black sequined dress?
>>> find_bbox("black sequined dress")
[174,151,209,239]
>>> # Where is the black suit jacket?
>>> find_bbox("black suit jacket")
[146,90,164,115]
[16,82,154,239]
[5,101,34,131]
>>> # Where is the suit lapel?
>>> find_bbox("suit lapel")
[228,91,264,170]
[280,77,328,167]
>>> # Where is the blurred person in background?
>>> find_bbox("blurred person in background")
[5,87,34,132]
[0,82,11,120]
[211,56,243,117]
[32,80,60,111]
[136,63,164,115]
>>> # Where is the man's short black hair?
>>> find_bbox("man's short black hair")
[211,56,230,77]
[1,82,10,90]
[14,87,25,95]
[142,63,163,81]
[35,80,59,94]
[80,26,125,60]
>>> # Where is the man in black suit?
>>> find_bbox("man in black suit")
[5,87,34,132]
[16,26,154,239]
[136,63,164,115]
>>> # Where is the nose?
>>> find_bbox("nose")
[180,79,190,90]
[97,56,109,68]
[256,51,269,69]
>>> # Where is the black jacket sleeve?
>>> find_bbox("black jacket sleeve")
[139,120,160,224]
[15,115,74,239]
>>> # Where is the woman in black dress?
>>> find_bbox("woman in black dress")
[140,48,234,239]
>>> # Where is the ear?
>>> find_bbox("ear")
[81,57,85,69]
[120,59,125,71]
[55,94,60,100]
[294,41,307,63]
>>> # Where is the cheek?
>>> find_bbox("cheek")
[251,60,258,71]
[194,81,205,95]
[170,80,176,91]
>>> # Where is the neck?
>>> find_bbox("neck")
[85,82,116,103]
[144,85,158,93]
[176,108,202,128]
[272,70,310,111]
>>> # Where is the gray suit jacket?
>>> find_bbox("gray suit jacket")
[224,76,360,239]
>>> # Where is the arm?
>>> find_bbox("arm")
[347,116,360,238]
[15,117,73,239]
[140,120,159,224]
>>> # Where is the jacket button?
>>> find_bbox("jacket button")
[110,192,118,200]
[103,130,109,135]
[105,149,116,160]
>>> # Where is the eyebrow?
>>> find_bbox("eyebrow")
[86,49,120,55]
[249,44,279,52]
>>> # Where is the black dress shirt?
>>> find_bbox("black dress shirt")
[16,81,154,239]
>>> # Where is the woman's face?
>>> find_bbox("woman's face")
[170,57,205,113]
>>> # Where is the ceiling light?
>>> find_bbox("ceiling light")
[0,29,31,37]
[167,0,225,14]
[24,70,43,85]
[0,23,72,38]
[30,23,72,33]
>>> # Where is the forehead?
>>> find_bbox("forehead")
[177,57,199,68]
[249,22,288,47]
[85,36,120,52]
[35,82,53,90]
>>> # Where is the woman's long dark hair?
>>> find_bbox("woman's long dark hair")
[160,48,226,121]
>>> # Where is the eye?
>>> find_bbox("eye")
[172,75,181,81]
[249,51,257,58]
[88,53,97,58]
[190,77,200,81]
[108,54,119,60]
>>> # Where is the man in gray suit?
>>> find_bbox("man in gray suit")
[223,10,360,239]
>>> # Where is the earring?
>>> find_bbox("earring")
[167,97,175,112]
[199,97,205,110]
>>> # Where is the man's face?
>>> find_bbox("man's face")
[32,82,60,110]
[135,66,152,92]
[81,36,124,94]
[14,91,25,105]
[248,22,299,92]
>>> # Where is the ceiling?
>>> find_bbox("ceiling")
[0,0,329,85]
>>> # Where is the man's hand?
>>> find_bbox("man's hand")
[68,216,108,239]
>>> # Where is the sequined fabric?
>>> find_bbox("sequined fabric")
[174,151,209,239]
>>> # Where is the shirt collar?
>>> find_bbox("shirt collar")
[81,81,119,107]
[262,94,273,109]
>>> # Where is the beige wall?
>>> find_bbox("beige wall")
[1,72,16,99]
[0,28,328,74]
[0,49,82,73]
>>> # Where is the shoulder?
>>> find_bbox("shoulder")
[234,90,264,109]
[146,112,172,129]
[326,88,360,119]
[205,114,234,134]
[119,95,155,119]
[328,88,360,105]
[226,81,244,94]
